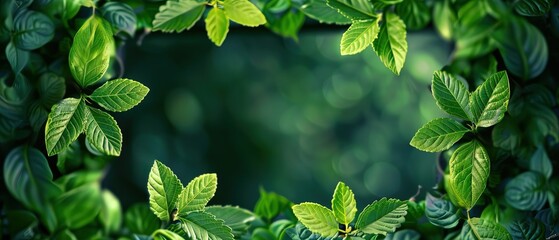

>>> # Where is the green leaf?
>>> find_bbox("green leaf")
[55,170,103,192]
[340,18,380,55]
[56,141,83,174]
[5,41,29,73]
[385,229,420,240]
[425,193,460,229]
[331,182,357,226]
[431,70,472,121]
[125,204,161,235]
[355,198,407,235]
[99,190,122,233]
[292,202,339,237]
[177,173,218,216]
[507,219,545,240]
[152,0,205,32]
[13,10,55,50]
[461,218,512,240]
[101,2,137,36]
[205,206,256,237]
[515,0,551,16]
[38,72,66,108]
[529,146,552,179]
[84,107,122,156]
[267,10,305,40]
[448,140,490,210]
[470,71,510,128]
[54,183,102,229]
[69,16,114,88]
[285,222,340,240]
[253,188,292,221]
[45,98,88,156]
[180,211,234,240]
[223,0,266,27]
[89,78,150,112]
[326,0,375,20]
[432,0,455,40]
[152,229,186,240]
[205,7,229,47]
[299,0,351,25]
[394,0,430,30]
[491,116,520,151]
[505,171,547,211]
[147,160,183,222]
[410,118,469,152]
[372,12,407,75]
[453,2,497,59]
[28,102,48,132]
[493,18,548,80]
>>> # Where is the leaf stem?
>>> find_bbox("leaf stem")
[466,211,482,240]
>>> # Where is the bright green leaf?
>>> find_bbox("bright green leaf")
[45,98,88,156]
[177,173,218,216]
[253,188,292,222]
[461,218,512,240]
[54,183,102,229]
[101,2,137,36]
[205,206,256,237]
[124,204,161,235]
[84,107,122,156]
[292,202,339,237]
[355,198,407,235]
[432,70,472,121]
[180,211,234,240]
[206,7,229,47]
[340,18,380,55]
[38,72,66,108]
[147,160,183,222]
[470,71,510,128]
[223,0,267,27]
[529,146,552,179]
[331,182,357,226]
[326,0,375,20]
[410,118,469,152]
[395,0,430,30]
[152,0,205,32]
[89,78,149,112]
[449,140,490,210]
[13,10,54,50]
[99,190,122,233]
[372,12,407,75]
[425,193,460,229]
[5,41,29,73]
[432,0,455,40]
[69,16,114,88]
[515,0,551,16]
[299,0,351,25]
[505,171,547,211]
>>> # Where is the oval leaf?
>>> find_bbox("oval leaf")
[331,182,357,226]
[99,190,122,233]
[425,194,460,229]
[507,219,545,240]
[470,71,510,128]
[300,0,351,25]
[124,204,161,235]
[410,118,469,152]
[529,146,552,179]
[206,7,230,47]
[54,183,102,229]
[180,211,234,240]
[205,206,256,237]
[45,98,88,156]
[340,18,380,55]
[460,218,512,240]
[13,10,55,50]
[84,107,122,156]
[148,160,183,222]
[102,2,137,36]
[515,0,551,16]
[38,72,66,108]
[89,78,149,112]
[223,0,266,27]
[5,41,29,73]
[394,0,430,30]
[449,140,490,210]
[355,198,407,235]
[326,0,375,20]
[432,70,472,121]
[372,12,407,75]
[177,173,218,216]
[292,202,339,237]
[152,0,206,33]
[505,171,547,211]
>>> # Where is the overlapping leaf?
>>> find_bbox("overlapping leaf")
[5,41,29,73]
[205,7,229,47]
[45,98,88,156]
[205,206,256,237]
[148,160,183,222]
[410,118,469,152]
[507,219,545,240]
[355,198,407,235]
[101,2,137,36]
[223,0,266,27]
[180,211,234,240]
[177,173,218,216]
[449,140,490,209]
[460,218,512,240]
[331,182,357,226]
[300,0,351,25]
[292,203,339,237]
[153,0,205,32]
[394,0,430,30]
[326,0,375,20]
[470,71,510,128]
[425,194,460,229]
[13,10,54,50]
[372,13,407,75]
[89,78,149,112]
[340,18,380,55]
[505,171,547,211]
[84,107,122,156]
[431,71,471,120]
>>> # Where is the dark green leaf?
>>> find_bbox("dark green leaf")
[84,107,122,156]
[5,41,29,73]
[505,171,547,211]
[453,2,497,59]
[515,0,551,16]
[27,102,48,132]
[394,0,430,30]
[180,211,234,240]
[326,0,375,20]
[449,140,490,210]
[177,173,218,216]
[89,78,150,112]
[425,193,460,229]
[223,0,267,27]
[285,223,342,240]
[267,10,305,40]
[6,210,38,239]
[355,198,407,235]
[507,219,545,240]
[460,218,512,240]
[299,0,351,25]
[102,2,137,36]
[372,12,407,75]
[431,70,472,120]
[45,98,88,156]
[125,204,161,235]
[491,116,520,151]
[38,72,65,108]
[292,203,339,237]
[410,118,469,152]
[13,10,54,50]
[385,229,420,240]
[54,183,102,229]
[205,206,256,237]
[147,160,183,222]
[470,71,510,128]
[529,146,552,179]
[205,7,229,47]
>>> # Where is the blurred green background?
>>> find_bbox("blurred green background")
[105,28,451,209]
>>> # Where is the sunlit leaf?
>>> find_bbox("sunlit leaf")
[449,140,490,210]
[355,198,407,235]
[470,71,510,128]
[340,18,379,55]
[45,98,88,156]
[177,173,218,216]
[148,160,183,222]
[99,190,122,233]
[89,78,149,112]
[372,12,407,75]
[331,182,357,226]
[180,211,234,240]
[223,0,266,27]
[153,0,205,32]
[410,118,469,152]
[432,0,455,40]
[84,107,122,156]
[292,203,339,237]
[432,70,472,121]
[205,7,229,47]
[152,229,185,240]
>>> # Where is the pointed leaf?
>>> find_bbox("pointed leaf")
[340,18,380,55]
[13,10,55,50]
[124,204,161,235]
[89,78,149,112]
[460,218,512,240]
[331,182,357,226]
[432,71,472,120]
[372,13,407,75]
[38,72,66,108]
[148,160,183,222]
[529,146,552,179]
[5,41,29,73]
[326,0,375,20]
[205,206,256,237]
[449,140,490,210]
[101,2,137,36]
[515,0,551,16]
[425,193,460,229]
[152,0,205,32]
[205,7,229,47]
[152,229,186,240]
[507,219,545,240]
[300,0,351,25]
[177,174,218,216]
[394,0,430,30]
[470,71,510,128]
[505,171,547,211]
[292,202,339,237]
[180,211,234,240]
[54,183,102,229]
[410,118,469,152]
[69,16,114,88]
[223,0,266,27]
[84,107,122,156]
[45,98,88,156]
[355,198,407,235]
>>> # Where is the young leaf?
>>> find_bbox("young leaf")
[431,70,472,121]
[326,0,375,20]
[177,173,218,216]
[54,183,102,229]
[529,146,552,179]
[292,202,339,237]
[5,41,29,73]
[89,78,149,112]
[507,219,545,240]
[124,204,161,235]
[223,0,266,27]
[147,160,183,222]
[205,7,229,47]
[449,140,490,210]
[299,0,351,25]
[45,98,88,156]
[331,182,357,226]
[355,198,407,235]
[515,0,551,16]
[425,194,460,229]
[84,107,122,156]
[410,118,469,152]
[505,171,547,211]
[180,211,234,240]
[394,0,430,30]
[152,0,205,33]
[205,206,256,237]
[101,2,137,36]
[99,190,122,234]
[461,218,512,240]
[13,10,55,50]
[69,16,114,88]
[340,18,380,55]
[470,71,510,128]
[38,72,65,108]
[372,13,407,75]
